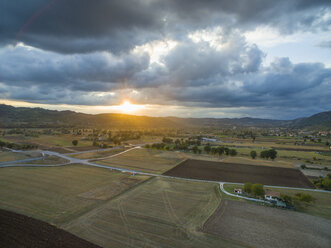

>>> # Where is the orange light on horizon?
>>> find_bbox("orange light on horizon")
[115,100,144,113]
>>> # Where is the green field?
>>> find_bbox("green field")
[96,148,184,174]
[0,165,149,225]
[234,147,331,165]
[223,184,331,219]
[70,147,126,160]
[63,177,241,248]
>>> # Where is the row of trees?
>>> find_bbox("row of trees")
[312,174,331,191]
[203,144,237,156]
[243,182,265,197]
[146,142,238,157]
[281,192,313,207]
[250,149,277,160]
[0,140,38,150]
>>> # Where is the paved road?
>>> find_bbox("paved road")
[1,146,331,194]
[0,157,44,166]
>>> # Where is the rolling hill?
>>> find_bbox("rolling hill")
[0,104,330,129]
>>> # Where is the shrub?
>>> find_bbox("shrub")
[243,182,252,193]
[72,140,78,146]
[281,194,293,206]
[251,183,264,196]
[229,149,237,156]
[295,193,313,203]
[250,150,257,159]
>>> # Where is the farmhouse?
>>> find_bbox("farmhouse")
[264,190,287,208]
[234,188,242,194]
[264,190,281,201]
[202,137,217,142]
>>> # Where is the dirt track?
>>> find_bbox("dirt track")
[0,209,102,248]
[164,159,314,188]
[203,200,331,248]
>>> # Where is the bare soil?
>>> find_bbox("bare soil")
[203,200,331,248]
[164,159,314,188]
[0,209,102,248]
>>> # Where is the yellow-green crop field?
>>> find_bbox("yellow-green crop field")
[0,165,148,225]
[63,177,242,248]
[96,148,184,174]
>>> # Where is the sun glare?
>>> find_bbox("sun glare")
[117,100,144,113]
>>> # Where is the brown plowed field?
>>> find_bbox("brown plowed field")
[164,159,314,188]
[0,209,102,248]
[203,200,331,248]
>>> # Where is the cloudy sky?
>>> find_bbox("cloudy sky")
[0,0,330,119]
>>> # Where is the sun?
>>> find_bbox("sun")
[117,100,143,113]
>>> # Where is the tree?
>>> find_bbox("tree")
[243,182,252,194]
[72,140,78,146]
[251,184,264,197]
[281,194,293,206]
[229,149,237,156]
[260,150,269,159]
[204,143,211,154]
[260,149,277,160]
[268,149,277,160]
[216,146,224,156]
[224,147,230,155]
[192,145,199,154]
[250,150,257,159]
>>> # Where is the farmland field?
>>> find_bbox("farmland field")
[95,148,184,174]
[203,199,331,248]
[0,209,102,248]
[0,165,149,225]
[63,177,242,248]
[2,134,92,148]
[164,159,314,188]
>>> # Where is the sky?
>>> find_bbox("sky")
[0,0,330,120]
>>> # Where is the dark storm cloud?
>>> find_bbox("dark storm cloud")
[1,42,330,112]
[0,45,149,90]
[0,0,330,118]
[0,0,330,53]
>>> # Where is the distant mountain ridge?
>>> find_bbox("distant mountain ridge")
[0,104,330,129]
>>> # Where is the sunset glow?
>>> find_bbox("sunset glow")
[115,101,144,113]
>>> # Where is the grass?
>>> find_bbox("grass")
[63,177,242,248]
[69,148,126,160]
[220,141,329,151]
[223,184,331,219]
[0,164,149,225]
[234,147,331,165]
[0,151,41,163]
[2,134,92,147]
[95,148,184,174]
